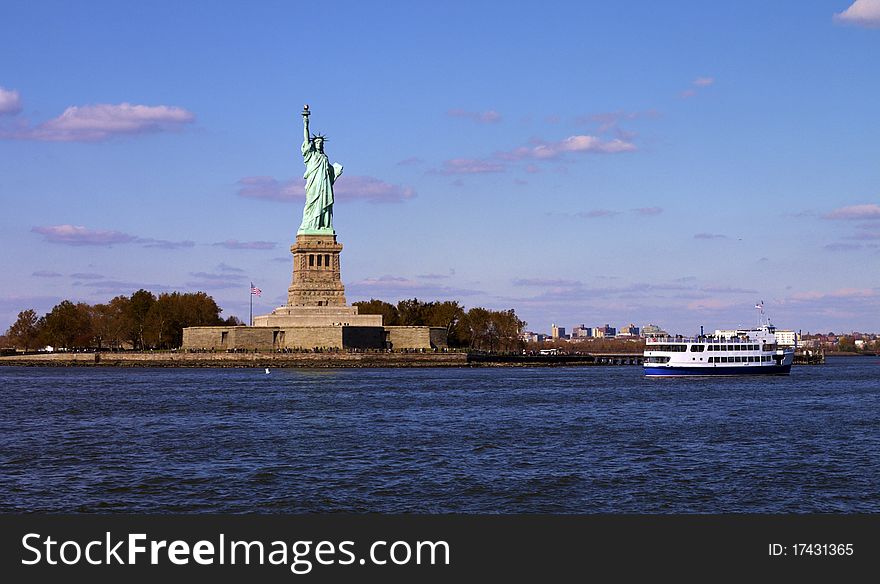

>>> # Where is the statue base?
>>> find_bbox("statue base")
[287,233,347,307]
[252,306,382,328]
[252,233,382,328]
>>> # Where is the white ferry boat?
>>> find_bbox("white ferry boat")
[643,323,794,377]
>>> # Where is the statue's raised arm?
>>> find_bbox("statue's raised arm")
[302,104,310,146]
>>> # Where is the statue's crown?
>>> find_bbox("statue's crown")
[311,133,328,141]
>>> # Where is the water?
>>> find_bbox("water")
[1,358,878,513]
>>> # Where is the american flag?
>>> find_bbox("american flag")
[250,283,261,296]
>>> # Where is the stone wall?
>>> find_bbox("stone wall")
[385,326,448,350]
[280,326,344,349]
[184,324,446,351]
[230,327,276,351]
[183,326,277,351]
[183,326,229,350]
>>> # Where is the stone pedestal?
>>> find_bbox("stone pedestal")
[253,232,383,329]
[287,233,346,307]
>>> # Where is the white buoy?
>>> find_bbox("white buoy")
[265,368,270,374]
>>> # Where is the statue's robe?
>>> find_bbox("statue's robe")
[299,139,343,233]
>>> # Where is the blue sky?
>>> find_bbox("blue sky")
[1,0,879,335]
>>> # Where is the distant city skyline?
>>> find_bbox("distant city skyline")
[2,1,879,334]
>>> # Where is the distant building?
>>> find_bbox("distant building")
[593,324,616,338]
[571,324,592,338]
[618,323,640,338]
[520,331,547,343]
[641,324,666,338]
[774,330,798,347]
[551,324,567,340]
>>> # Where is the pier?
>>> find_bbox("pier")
[793,350,825,365]
[467,353,644,366]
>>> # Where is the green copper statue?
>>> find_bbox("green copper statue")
[298,104,343,234]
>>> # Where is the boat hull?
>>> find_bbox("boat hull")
[644,364,792,377]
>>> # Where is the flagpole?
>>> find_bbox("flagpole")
[250,282,253,326]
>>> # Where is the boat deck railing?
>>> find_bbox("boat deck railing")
[646,336,765,344]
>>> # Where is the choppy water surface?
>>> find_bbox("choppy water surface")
[1,358,878,513]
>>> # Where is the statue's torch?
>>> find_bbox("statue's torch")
[302,104,310,119]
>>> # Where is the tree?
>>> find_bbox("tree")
[460,307,525,352]
[127,289,156,350]
[5,309,41,350]
[397,298,428,325]
[491,309,526,352]
[144,291,223,348]
[353,299,400,325]
[43,301,93,349]
[837,336,856,353]
[424,300,465,345]
[462,307,493,351]
[91,296,132,350]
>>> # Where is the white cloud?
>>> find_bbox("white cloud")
[681,76,715,98]
[0,87,22,115]
[32,224,194,248]
[32,224,137,246]
[497,135,636,161]
[824,203,880,220]
[5,102,194,141]
[834,0,880,27]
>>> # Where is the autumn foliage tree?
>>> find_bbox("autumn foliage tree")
[6,309,41,350]
[4,290,227,351]
[353,299,400,326]
[354,297,522,351]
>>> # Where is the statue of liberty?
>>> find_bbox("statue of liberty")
[298,104,343,234]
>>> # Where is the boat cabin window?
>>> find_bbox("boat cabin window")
[690,345,704,352]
